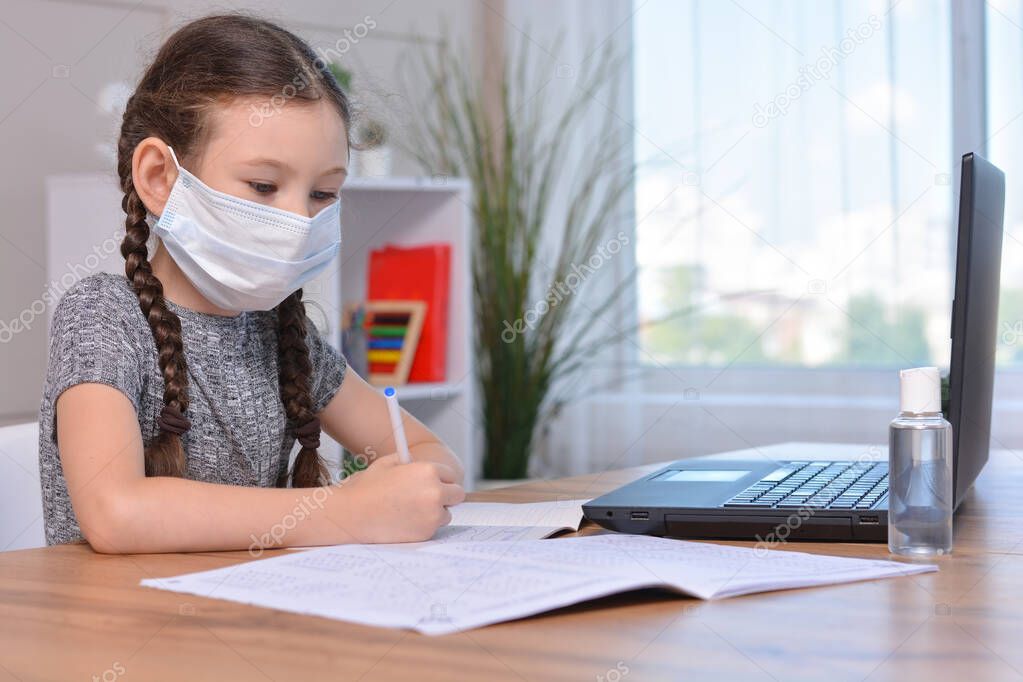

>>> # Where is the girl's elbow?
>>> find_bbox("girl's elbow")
[78,491,140,554]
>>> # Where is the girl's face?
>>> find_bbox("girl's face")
[190,97,349,217]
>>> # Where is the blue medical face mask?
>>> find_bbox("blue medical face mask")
[149,147,341,312]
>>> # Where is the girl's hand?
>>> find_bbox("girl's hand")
[331,454,465,543]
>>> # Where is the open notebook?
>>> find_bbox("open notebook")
[143,533,936,635]
[431,499,589,543]
[286,499,589,551]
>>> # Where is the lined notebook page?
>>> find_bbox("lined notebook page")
[144,533,936,635]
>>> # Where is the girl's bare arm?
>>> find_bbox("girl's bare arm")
[56,383,462,553]
[316,369,465,484]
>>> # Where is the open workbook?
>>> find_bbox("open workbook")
[284,499,589,551]
[430,499,589,543]
[143,533,936,635]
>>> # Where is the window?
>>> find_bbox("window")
[986,0,1023,365]
[633,0,953,369]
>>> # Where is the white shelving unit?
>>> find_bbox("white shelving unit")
[303,176,477,485]
[45,173,478,487]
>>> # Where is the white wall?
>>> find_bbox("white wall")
[0,0,486,420]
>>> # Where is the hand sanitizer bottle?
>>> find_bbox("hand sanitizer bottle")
[888,367,954,557]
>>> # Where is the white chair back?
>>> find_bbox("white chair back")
[0,422,45,550]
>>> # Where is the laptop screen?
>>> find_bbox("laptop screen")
[947,152,1005,508]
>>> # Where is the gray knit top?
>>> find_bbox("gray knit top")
[38,272,346,545]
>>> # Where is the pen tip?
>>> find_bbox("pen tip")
[384,386,395,397]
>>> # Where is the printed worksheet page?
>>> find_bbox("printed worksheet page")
[143,534,936,635]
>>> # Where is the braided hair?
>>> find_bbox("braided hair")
[115,14,351,486]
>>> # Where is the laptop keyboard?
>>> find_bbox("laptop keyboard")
[723,461,888,510]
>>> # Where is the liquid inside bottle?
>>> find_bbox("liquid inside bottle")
[888,366,953,557]
[888,415,953,556]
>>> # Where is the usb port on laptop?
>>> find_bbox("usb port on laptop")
[859,515,880,525]
[630,511,650,520]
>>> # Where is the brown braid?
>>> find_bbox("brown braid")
[114,14,352,483]
[119,184,189,477]
[277,290,329,487]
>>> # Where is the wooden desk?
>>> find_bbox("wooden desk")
[2,443,1022,682]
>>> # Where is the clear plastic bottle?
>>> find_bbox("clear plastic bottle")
[888,367,954,557]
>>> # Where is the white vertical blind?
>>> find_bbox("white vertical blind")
[633,0,954,369]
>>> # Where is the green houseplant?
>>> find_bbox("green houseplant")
[405,36,635,479]
[327,63,353,93]
[329,63,392,177]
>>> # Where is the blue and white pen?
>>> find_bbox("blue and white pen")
[384,386,412,464]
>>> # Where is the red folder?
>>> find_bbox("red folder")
[367,243,451,382]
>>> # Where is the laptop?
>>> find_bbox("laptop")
[583,153,1005,542]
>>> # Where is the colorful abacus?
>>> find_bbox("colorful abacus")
[364,300,427,386]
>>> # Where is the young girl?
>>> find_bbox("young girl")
[38,14,464,553]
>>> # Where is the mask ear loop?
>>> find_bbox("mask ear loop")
[143,211,163,256]
[165,144,182,169]
[145,145,182,253]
